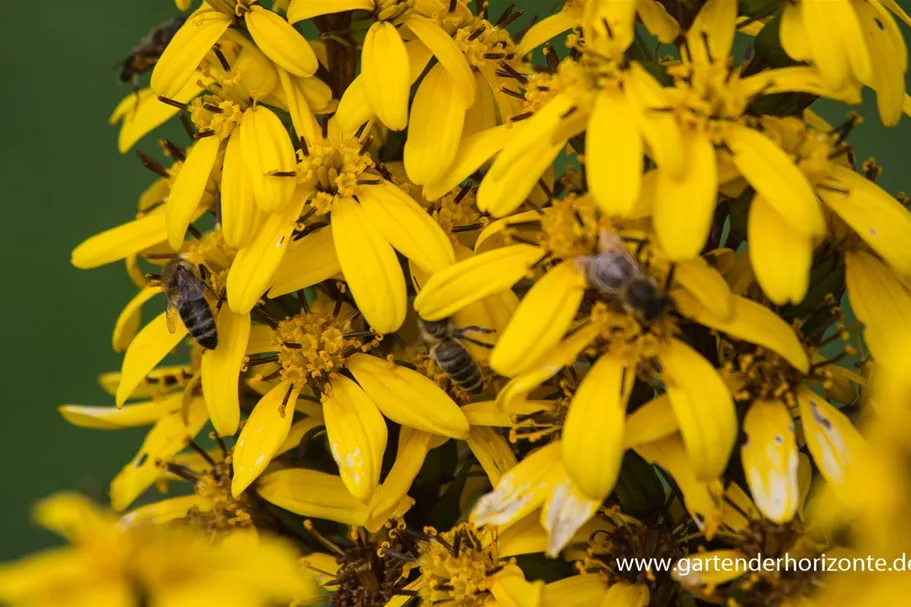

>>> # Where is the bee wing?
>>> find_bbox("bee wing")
[176,265,206,301]
[165,292,181,334]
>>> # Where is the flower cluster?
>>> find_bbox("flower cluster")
[5,0,911,605]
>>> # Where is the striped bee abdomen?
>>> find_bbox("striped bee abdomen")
[433,339,483,394]
[179,298,217,349]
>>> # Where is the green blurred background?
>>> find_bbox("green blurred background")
[2,0,911,559]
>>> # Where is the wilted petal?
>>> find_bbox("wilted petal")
[742,399,799,524]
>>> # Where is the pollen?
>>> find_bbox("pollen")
[186,452,256,535]
[296,134,377,215]
[444,12,517,70]
[428,187,485,243]
[273,311,381,388]
[415,524,501,607]
[188,96,245,141]
[538,195,614,260]
[666,60,751,142]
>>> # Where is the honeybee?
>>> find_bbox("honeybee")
[418,317,495,395]
[161,260,218,349]
[576,230,670,323]
[120,18,185,87]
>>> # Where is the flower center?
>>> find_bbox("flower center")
[415,524,501,607]
[188,95,245,141]
[444,10,518,70]
[427,186,486,243]
[187,454,256,534]
[538,194,613,260]
[375,0,414,23]
[296,134,378,215]
[667,61,750,142]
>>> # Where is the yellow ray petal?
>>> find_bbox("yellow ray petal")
[240,106,297,213]
[516,9,583,57]
[821,166,911,277]
[201,310,250,436]
[471,441,563,528]
[671,255,733,320]
[678,292,809,373]
[119,494,210,527]
[405,15,475,107]
[423,124,516,201]
[267,226,340,298]
[462,69,496,139]
[562,355,627,501]
[115,78,204,153]
[112,286,162,352]
[221,129,263,249]
[626,63,684,177]
[779,3,810,61]
[363,22,410,130]
[684,0,737,65]
[478,138,564,218]
[599,582,648,607]
[727,124,823,237]
[490,261,586,377]
[365,428,430,531]
[659,338,735,481]
[323,374,388,502]
[654,131,717,260]
[583,0,637,56]
[413,244,541,321]
[404,63,465,185]
[742,399,799,524]
[111,397,208,510]
[747,195,812,305]
[331,197,406,333]
[59,394,182,430]
[167,135,220,250]
[586,88,642,216]
[541,471,601,558]
[804,0,872,89]
[226,191,306,314]
[277,68,320,142]
[116,312,188,406]
[636,0,679,43]
[347,353,469,438]
[466,426,518,486]
[857,0,907,126]
[624,394,677,447]
[358,182,455,274]
[540,574,608,607]
[256,468,370,526]
[72,214,168,269]
[298,74,334,113]
[245,6,317,77]
[490,567,545,607]
[151,9,231,98]
[231,381,301,497]
[276,415,325,457]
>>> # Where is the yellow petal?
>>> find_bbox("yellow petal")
[797,387,869,504]
[256,468,370,526]
[240,106,297,213]
[478,138,564,218]
[151,9,231,98]
[116,312,188,406]
[659,338,735,480]
[59,394,182,430]
[404,63,465,185]
[226,191,305,313]
[413,244,541,320]
[111,397,208,510]
[119,494,210,527]
[115,79,204,153]
[845,251,911,374]
[491,567,545,607]
[365,428,430,530]
[363,22,410,130]
[167,135,219,250]
[347,353,469,438]
[821,165,911,277]
[598,582,648,607]
[540,574,608,607]
[517,9,583,57]
[727,124,824,237]
[624,394,677,448]
[634,435,724,537]
[267,226,340,298]
[586,88,642,216]
[112,286,162,352]
[636,0,679,43]
[422,124,516,201]
[685,0,737,65]
[562,355,626,500]
[857,0,907,126]
[779,4,810,61]
[583,0,637,56]
[490,261,586,377]
[323,374,388,501]
[680,293,810,373]
[466,426,518,486]
[277,68,320,142]
[297,75,334,114]
[405,15,475,107]
[331,196,406,333]
[201,310,250,436]
[245,6,317,77]
[231,381,301,497]
[221,129,263,249]
[72,213,168,269]
[541,473,601,557]
[742,399,799,524]
[802,0,871,89]
[881,0,911,27]
[673,550,749,589]
[471,441,563,528]
[748,195,812,305]
[654,131,717,260]
[276,415,324,457]
[358,182,455,273]
[462,401,550,427]
[626,63,684,177]
[287,0,373,22]
[671,254,733,320]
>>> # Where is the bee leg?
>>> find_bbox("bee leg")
[663,264,676,292]
[145,272,161,282]
[459,336,495,349]
[459,325,496,334]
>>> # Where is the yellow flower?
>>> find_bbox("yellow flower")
[0,493,312,607]
[780,0,910,125]
[288,0,475,132]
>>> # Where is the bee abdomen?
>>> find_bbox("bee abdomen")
[434,340,483,394]
[179,299,217,349]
